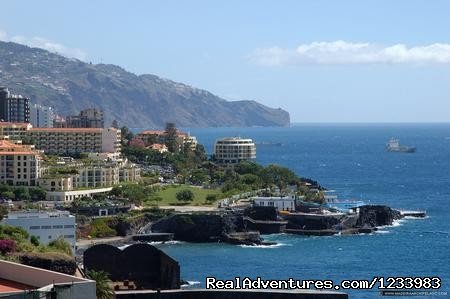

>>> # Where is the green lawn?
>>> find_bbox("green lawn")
[146,184,223,206]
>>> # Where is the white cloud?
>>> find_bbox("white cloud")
[251,40,450,66]
[0,30,87,61]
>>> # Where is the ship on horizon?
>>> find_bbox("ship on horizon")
[386,138,416,153]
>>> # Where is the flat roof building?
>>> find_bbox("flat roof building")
[0,87,30,123]
[214,137,256,164]
[1,210,76,250]
[28,127,121,155]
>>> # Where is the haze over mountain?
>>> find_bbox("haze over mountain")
[0,41,289,128]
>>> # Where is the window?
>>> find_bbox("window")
[64,225,75,228]
[52,225,63,229]
[41,225,51,229]
[29,226,40,230]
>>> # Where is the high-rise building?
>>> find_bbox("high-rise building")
[30,104,55,127]
[63,108,104,128]
[0,87,30,123]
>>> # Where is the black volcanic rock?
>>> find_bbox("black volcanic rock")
[355,205,402,227]
[0,41,290,127]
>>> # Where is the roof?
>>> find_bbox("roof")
[0,278,34,293]
[0,122,31,128]
[30,128,103,133]
[0,140,39,155]
[138,130,165,135]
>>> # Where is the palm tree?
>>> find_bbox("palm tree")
[87,270,114,299]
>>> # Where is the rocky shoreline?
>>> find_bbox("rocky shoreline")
[75,204,424,256]
[145,204,418,246]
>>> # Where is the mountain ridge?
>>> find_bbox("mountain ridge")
[0,41,290,128]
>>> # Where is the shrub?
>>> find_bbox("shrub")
[0,239,16,255]
[17,252,76,275]
[48,237,73,256]
[176,189,194,202]
[30,235,40,246]
[205,194,217,203]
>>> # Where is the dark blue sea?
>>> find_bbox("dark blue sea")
[155,124,450,298]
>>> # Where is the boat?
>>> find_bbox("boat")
[386,138,416,153]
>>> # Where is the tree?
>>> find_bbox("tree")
[13,187,30,201]
[87,270,114,299]
[0,205,8,222]
[120,126,134,146]
[111,119,119,129]
[165,122,180,153]
[176,189,195,202]
[261,164,298,195]
[29,187,47,201]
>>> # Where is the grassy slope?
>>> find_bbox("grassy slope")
[146,184,222,206]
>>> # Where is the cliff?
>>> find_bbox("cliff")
[0,41,290,128]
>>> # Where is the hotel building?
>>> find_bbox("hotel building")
[214,137,256,164]
[0,140,42,186]
[28,127,121,155]
[0,122,32,140]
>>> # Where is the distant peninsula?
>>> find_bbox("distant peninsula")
[0,41,290,128]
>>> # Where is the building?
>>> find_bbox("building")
[1,210,76,250]
[136,129,198,151]
[214,137,256,164]
[0,122,32,140]
[0,87,30,123]
[253,196,296,211]
[38,159,140,202]
[28,127,121,155]
[30,104,55,128]
[147,143,168,153]
[45,187,113,202]
[0,140,42,186]
[0,260,95,299]
[60,108,104,128]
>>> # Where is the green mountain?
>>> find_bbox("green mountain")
[0,41,290,128]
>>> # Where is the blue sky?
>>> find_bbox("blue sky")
[1,0,450,122]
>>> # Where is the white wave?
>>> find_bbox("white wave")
[375,230,391,234]
[239,242,289,249]
[149,240,185,245]
[403,215,429,220]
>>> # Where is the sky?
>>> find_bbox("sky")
[1,0,450,123]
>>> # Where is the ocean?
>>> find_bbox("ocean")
[152,124,450,298]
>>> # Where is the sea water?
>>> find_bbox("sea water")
[153,124,450,298]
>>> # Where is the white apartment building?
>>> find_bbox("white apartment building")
[1,211,76,250]
[214,137,256,164]
[30,104,55,128]
[0,140,42,186]
[28,127,121,155]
